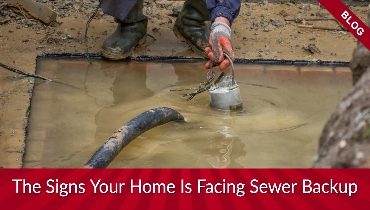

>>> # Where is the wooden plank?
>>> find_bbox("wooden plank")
[5,0,57,25]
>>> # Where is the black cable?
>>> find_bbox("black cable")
[0,61,79,89]
[0,61,53,81]
[84,3,101,64]
[37,54,350,67]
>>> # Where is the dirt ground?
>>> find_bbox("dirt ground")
[0,0,369,168]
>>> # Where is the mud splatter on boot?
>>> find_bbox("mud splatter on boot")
[102,0,148,60]
[173,0,210,58]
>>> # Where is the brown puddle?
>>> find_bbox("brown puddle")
[23,58,352,168]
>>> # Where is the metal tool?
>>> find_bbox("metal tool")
[208,54,243,111]
[170,54,243,111]
[179,67,216,101]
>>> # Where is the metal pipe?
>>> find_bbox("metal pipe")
[284,18,337,22]
[84,107,185,168]
[297,24,348,31]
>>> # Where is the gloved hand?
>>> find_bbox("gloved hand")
[205,21,235,71]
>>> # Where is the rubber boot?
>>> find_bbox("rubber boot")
[173,0,210,57]
[102,0,148,60]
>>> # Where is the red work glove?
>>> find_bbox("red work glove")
[205,22,235,71]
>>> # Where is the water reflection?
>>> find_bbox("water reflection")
[23,59,352,168]
[93,61,245,168]
[204,138,246,168]
[93,62,179,143]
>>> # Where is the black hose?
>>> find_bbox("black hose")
[84,107,185,168]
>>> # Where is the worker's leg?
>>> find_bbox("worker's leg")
[173,0,210,57]
[102,0,147,60]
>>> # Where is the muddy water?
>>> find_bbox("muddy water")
[23,58,352,168]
